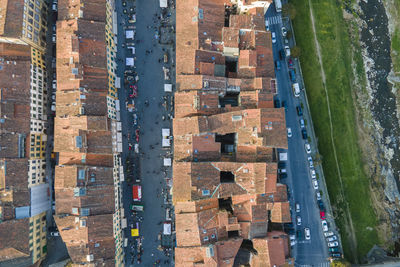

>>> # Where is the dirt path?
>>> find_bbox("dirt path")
[308,0,359,262]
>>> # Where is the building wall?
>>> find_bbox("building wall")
[28,159,46,187]
[22,0,48,51]
[29,211,47,263]
[106,1,117,120]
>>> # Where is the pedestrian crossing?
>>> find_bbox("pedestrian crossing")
[296,262,330,267]
[266,15,282,26]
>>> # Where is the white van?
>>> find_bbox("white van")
[292,83,300,97]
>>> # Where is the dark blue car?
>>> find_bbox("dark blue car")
[289,69,296,83]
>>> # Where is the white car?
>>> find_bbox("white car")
[295,203,300,213]
[328,241,339,247]
[296,216,302,226]
[50,231,60,237]
[310,169,316,179]
[308,156,314,168]
[265,20,270,31]
[290,235,296,241]
[324,231,334,238]
[52,33,56,43]
[305,143,311,154]
[321,220,328,232]
[312,179,318,190]
[281,27,287,37]
[316,191,321,201]
[52,80,57,90]
[287,128,292,137]
[271,32,276,43]
[327,235,338,242]
[285,45,291,56]
[304,228,311,240]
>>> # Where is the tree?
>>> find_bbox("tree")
[282,3,297,20]
[331,260,351,267]
[291,46,301,58]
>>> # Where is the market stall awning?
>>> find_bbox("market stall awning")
[162,128,170,137]
[126,30,134,39]
[160,0,167,8]
[126,58,134,66]
[162,138,170,147]
[163,223,171,235]
[164,84,172,92]
[163,157,171,166]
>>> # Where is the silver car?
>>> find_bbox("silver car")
[328,241,339,247]
[327,235,338,242]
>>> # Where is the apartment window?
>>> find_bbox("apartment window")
[36,238,40,244]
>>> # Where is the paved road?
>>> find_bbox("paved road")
[265,5,331,265]
[115,0,175,266]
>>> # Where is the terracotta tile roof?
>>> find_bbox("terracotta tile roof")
[270,202,291,223]
[173,108,287,149]
[58,0,106,22]
[274,183,288,202]
[173,162,277,203]
[0,218,30,263]
[54,116,112,154]
[0,159,30,213]
[56,19,108,92]
[176,0,228,74]
[175,238,243,267]
[54,214,115,265]
[176,205,241,247]
[54,165,114,216]
[222,27,239,48]
[56,90,108,117]
[0,43,31,134]
[229,14,265,31]
[0,0,24,38]
[251,231,291,267]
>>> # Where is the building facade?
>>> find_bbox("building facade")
[54,0,124,266]
[0,0,50,264]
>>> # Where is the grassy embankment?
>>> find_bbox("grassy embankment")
[391,0,400,72]
[290,0,379,262]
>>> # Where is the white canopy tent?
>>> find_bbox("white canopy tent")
[164,84,172,92]
[125,30,134,39]
[126,58,134,66]
[163,157,171,166]
[160,0,167,8]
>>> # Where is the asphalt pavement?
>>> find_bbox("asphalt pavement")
[265,5,333,265]
[115,0,175,266]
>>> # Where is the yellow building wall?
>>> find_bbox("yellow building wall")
[30,133,46,159]
[29,212,47,264]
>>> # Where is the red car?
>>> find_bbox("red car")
[135,129,139,142]
[320,211,326,220]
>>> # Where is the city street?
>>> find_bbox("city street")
[265,4,334,265]
[115,0,175,266]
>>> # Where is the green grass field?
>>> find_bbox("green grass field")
[290,0,380,262]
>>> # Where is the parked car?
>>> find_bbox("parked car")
[316,191,321,200]
[328,241,339,248]
[52,33,56,43]
[308,157,314,168]
[331,252,342,258]
[282,100,287,110]
[278,161,286,168]
[288,57,294,68]
[296,216,302,226]
[271,32,276,43]
[50,231,60,237]
[327,235,338,242]
[305,143,311,154]
[281,26,287,37]
[275,60,281,70]
[310,169,316,179]
[329,247,340,252]
[289,69,296,83]
[295,203,300,213]
[301,129,308,139]
[296,106,303,116]
[285,45,291,57]
[324,231,334,238]
[52,80,57,90]
[320,211,326,220]
[321,220,328,232]
[265,19,270,31]
[274,99,281,108]
[279,173,288,179]
[312,179,319,190]
[278,168,287,174]
[279,49,285,60]
[287,128,292,138]
[304,228,311,240]
[318,200,325,211]
[299,119,305,128]
[296,230,302,239]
